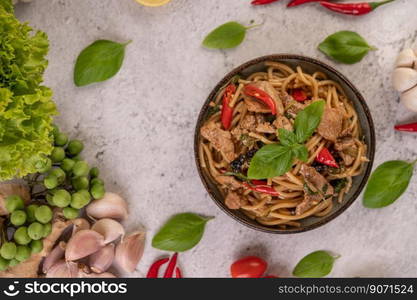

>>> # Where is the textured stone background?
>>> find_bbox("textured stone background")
[14,0,417,277]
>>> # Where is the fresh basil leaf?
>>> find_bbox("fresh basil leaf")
[152,213,213,252]
[363,160,414,208]
[293,251,337,278]
[74,40,130,87]
[278,128,298,147]
[291,144,308,163]
[318,31,375,64]
[202,22,247,49]
[247,144,294,179]
[294,100,325,143]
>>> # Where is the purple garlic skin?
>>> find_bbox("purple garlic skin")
[46,260,79,278]
[42,241,66,273]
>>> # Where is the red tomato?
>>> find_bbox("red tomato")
[230,256,267,278]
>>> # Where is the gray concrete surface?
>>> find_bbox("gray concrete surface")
[14,0,417,277]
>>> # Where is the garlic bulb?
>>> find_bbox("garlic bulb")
[393,48,417,111]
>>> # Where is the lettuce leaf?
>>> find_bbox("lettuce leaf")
[0,1,57,180]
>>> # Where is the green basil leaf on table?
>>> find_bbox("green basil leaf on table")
[202,21,247,49]
[247,144,294,179]
[363,160,415,208]
[294,100,325,143]
[152,213,213,252]
[74,39,130,87]
[293,250,338,278]
[318,31,376,64]
[278,128,298,147]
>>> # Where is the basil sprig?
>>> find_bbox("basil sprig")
[74,39,131,87]
[248,101,325,179]
[318,31,376,64]
[152,213,214,252]
[363,160,415,208]
[293,250,339,278]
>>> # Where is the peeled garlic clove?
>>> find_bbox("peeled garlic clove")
[72,218,90,235]
[46,260,79,278]
[396,48,417,68]
[86,192,128,220]
[113,231,145,273]
[43,241,66,273]
[91,218,125,244]
[392,68,417,92]
[88,243,115,273]
[401,86,417,112]
[65,229,105,261]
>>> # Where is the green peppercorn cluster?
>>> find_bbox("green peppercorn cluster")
[0,125,106,271]
[0,195,47,270]
[43,125,106,219]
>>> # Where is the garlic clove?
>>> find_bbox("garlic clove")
[65,229,105,261]
[395,48,417,68]
[80,272,117,278]
[113,230,146,273]
[46,260,79,278]
[88,243,115,274]
[91,218,125,244]
[392,68,417,93]
[86,192,128,220]
[401,86,417,112]
[42,241,66,273]
[72,218,90,235]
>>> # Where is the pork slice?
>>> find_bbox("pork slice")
[215,175,242,190]
[225,191,248,209]
[318,107,344,142]
[281,92,307,118]
[296,188,322,216]
[256,122,276,134]
[244,96,271,113]
[335,131,358,166]
[300,164,334,197]
[240,114,257,131]
[200,122,236,162]
[296,164,334,215]
[273,115,293,132]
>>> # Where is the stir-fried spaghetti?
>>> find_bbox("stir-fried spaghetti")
[198,61,368,229]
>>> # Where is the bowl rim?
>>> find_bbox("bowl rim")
[194,54,376,234]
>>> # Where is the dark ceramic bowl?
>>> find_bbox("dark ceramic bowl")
[194,54,375,234]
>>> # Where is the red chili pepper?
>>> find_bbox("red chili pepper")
[163,253,178,278]
[146,258,169,278]
[221,84,236,130]
[316,147,339,168]
[320,0,395,16]
[291,89,308,102]
[243,180,279,196]
[287,0,323,7]
[175,267,182,278]
[251,0,280,5]
[394,122,417,132]
[243,85,277,115]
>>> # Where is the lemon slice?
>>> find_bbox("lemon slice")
[135,0,171,7]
